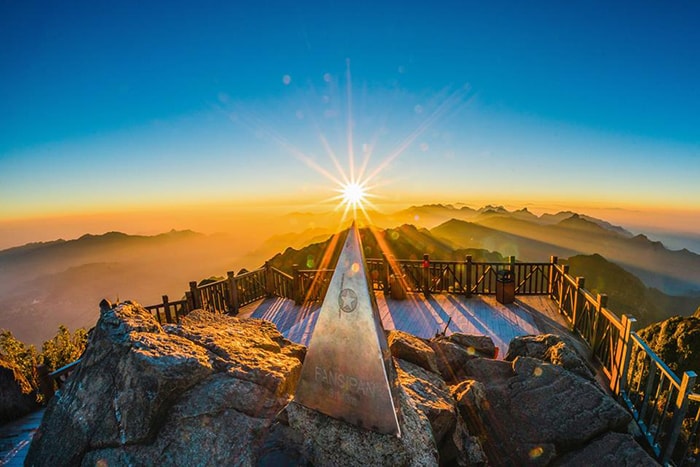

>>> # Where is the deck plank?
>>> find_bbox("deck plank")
[238,293,571,357]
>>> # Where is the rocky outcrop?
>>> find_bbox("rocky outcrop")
[387,330,440,374]
[25,303,304,466]
[0,355,38,423]
[452,356,655,465]
[505,334,595,381]
[27,302,656,466]
[428,333,497,383]
[637,314,700,378]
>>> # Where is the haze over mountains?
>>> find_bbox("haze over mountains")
[1,204,699,345]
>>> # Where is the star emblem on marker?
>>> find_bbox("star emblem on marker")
[338,288,358,313]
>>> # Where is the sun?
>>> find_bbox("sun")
[335,180,373,221]
[342,182,367,209]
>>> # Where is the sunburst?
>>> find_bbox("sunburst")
[225,60,471,228]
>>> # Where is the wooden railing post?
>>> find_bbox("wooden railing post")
[591,293,607,355]
[660,371,698,464]
[548,256,558,297]
[422,254,430,297]
[264,262,274,297]
[227,271,239,314]
[36,364,54,401]
[162,295,172,323]
[465,255,472,297]
[612,314,637,395]
[185,291,194,314]
[382,253,390,292]
[571,276,584,332]
[189,281,201,309]
[292,264,302,305]
[557,265,569,315]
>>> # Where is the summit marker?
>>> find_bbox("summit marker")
[293,222,402,436]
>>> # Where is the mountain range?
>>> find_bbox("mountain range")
[1,204,699,345]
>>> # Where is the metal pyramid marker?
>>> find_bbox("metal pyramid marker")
[294,222,402,436]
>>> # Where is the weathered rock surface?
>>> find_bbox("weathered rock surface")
[428,334,496,383]
[25,303,303,466]
[0,355,38,423]
[395,358,488,466]
[637,314,700,377]
[280,390,437,466]
[505,334,595,381]
[387,330,440,374]
[453,356,655,465]
[553,431,658,466]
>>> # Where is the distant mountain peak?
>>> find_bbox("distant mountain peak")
[479,205,507,213]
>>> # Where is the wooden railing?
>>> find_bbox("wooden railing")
[295,255,552,298]
[144,295,188,324]
[36,359,83,401]
[549,261,699,466]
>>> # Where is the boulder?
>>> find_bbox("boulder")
[0,355,38,423]
[428,334,495,383]
[505,334,595,381]
[393,357,487,466]
[387,330,440,374]
[453,356,634,465]
[444,334,496,359]
[552,431,657,466]
[25,303,304,466]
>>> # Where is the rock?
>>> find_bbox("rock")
[387,330,440,374]
[462,356,513,381]
[428,334,495,383]
[82,405,270,466]
[281,388,438,466]
[553,432,658,466]
[0,355,38,423]
[444,334,496,359]
[636,315,700,377]
[453,356,633,465]
[395,358,470,465]
[167,309,303,396]
[505,334,595,381]
[25,303,303,466]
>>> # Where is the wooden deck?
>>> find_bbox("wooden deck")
[0,409,44,466]
[238,292,571,357]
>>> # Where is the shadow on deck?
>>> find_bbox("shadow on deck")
[238,292,571,357]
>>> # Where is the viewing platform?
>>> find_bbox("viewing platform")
[237,293,570,358]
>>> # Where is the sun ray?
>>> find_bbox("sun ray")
[345,59,356,183]
[318,132,350,186]
[222,65,473,239]
[227,110,347,187]
[363,86,472,185]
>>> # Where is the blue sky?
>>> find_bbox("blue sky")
[1,1,699,228]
